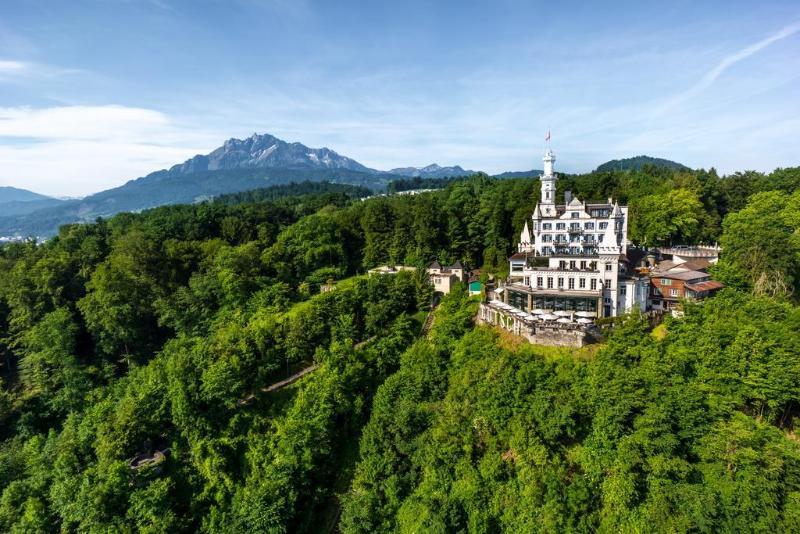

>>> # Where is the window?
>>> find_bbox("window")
[621,286,627,295]
[559,260,567,269]
[524,277,530,286]
[579,278,586,288]
[570,222,580,230]
[547,277,554,289]
[652,286,660,295]
[569,260,576,269]
[605,263,613,271]
[605,279,611,289]
[580,261,587,269]
[585,222,594,230]
[546,192,550,199]
[590,279,597,290]
[670,288,679,297]
[512,264,523,272]
[537,276,543,288]
[598,234,604,242]
[568,278,575,289]
[542,234,552,242]
[661,278,672,285]
[571,212,579,218]
[558,277,564,288]
[543,223,551,230]
[599,222,608,230]
[556,223,566,230]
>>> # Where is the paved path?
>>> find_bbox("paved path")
[420,295,441,337]
[262,364,319,393]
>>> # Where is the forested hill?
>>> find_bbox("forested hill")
[1,164,800,531]
[596,155,690,172]
[0,187,64,217]
[0,186,54,203]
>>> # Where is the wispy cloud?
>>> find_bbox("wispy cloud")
[654,21,800,116]
[0,58,84,84]
[0,60,27,74]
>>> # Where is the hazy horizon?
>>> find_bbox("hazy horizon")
[1,0,799,197]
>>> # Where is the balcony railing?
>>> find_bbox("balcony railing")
[539,248,599,257]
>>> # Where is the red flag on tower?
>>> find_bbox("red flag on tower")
[545,130,551,141]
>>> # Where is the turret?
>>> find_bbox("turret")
[518,221,533,252]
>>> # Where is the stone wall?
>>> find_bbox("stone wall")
[477,303,594,348]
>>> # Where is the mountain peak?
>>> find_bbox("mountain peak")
[0,186,54,203]
[388,163,473,178]
[168,132,374,176]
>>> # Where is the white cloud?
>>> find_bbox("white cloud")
[0,105,172,141]
[654,21,800,116]
[0,105,218,197]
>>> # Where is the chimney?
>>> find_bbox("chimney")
[564,190,572,204]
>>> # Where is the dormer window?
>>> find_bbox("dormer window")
[571,212,579,218]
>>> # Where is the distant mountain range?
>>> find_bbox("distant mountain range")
[389,164,475,178]
[0,133,478,237]
[0,186,65,217]
[0,132,689,238]
[595,155,689,172]
[0,186,52,203]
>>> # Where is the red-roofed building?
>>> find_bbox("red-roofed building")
[649,269,724,311]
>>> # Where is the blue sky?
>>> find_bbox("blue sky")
[0,0,799,196]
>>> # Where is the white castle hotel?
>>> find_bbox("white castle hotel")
[479,147,650,345]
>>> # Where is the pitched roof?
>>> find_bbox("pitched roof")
[678,259,712,271]
[685,280,724,292]
[451,260,463,269]
[653,270,710,281]
[509,252,527,260]
[429,260,442,269]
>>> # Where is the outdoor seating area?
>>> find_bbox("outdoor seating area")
[478,299,596,347]
[482,299,595,330]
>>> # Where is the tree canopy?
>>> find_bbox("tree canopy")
[1,165,799,531]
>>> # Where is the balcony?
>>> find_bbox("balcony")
[540,248,599,257]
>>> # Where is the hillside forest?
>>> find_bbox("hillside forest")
[1,164,800,532]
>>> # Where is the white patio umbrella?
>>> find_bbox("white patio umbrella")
[554,310,572,317]
[540,314,558,321]
[557,318,572,324]
[576,317,594,324]
[575,311,596,318]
